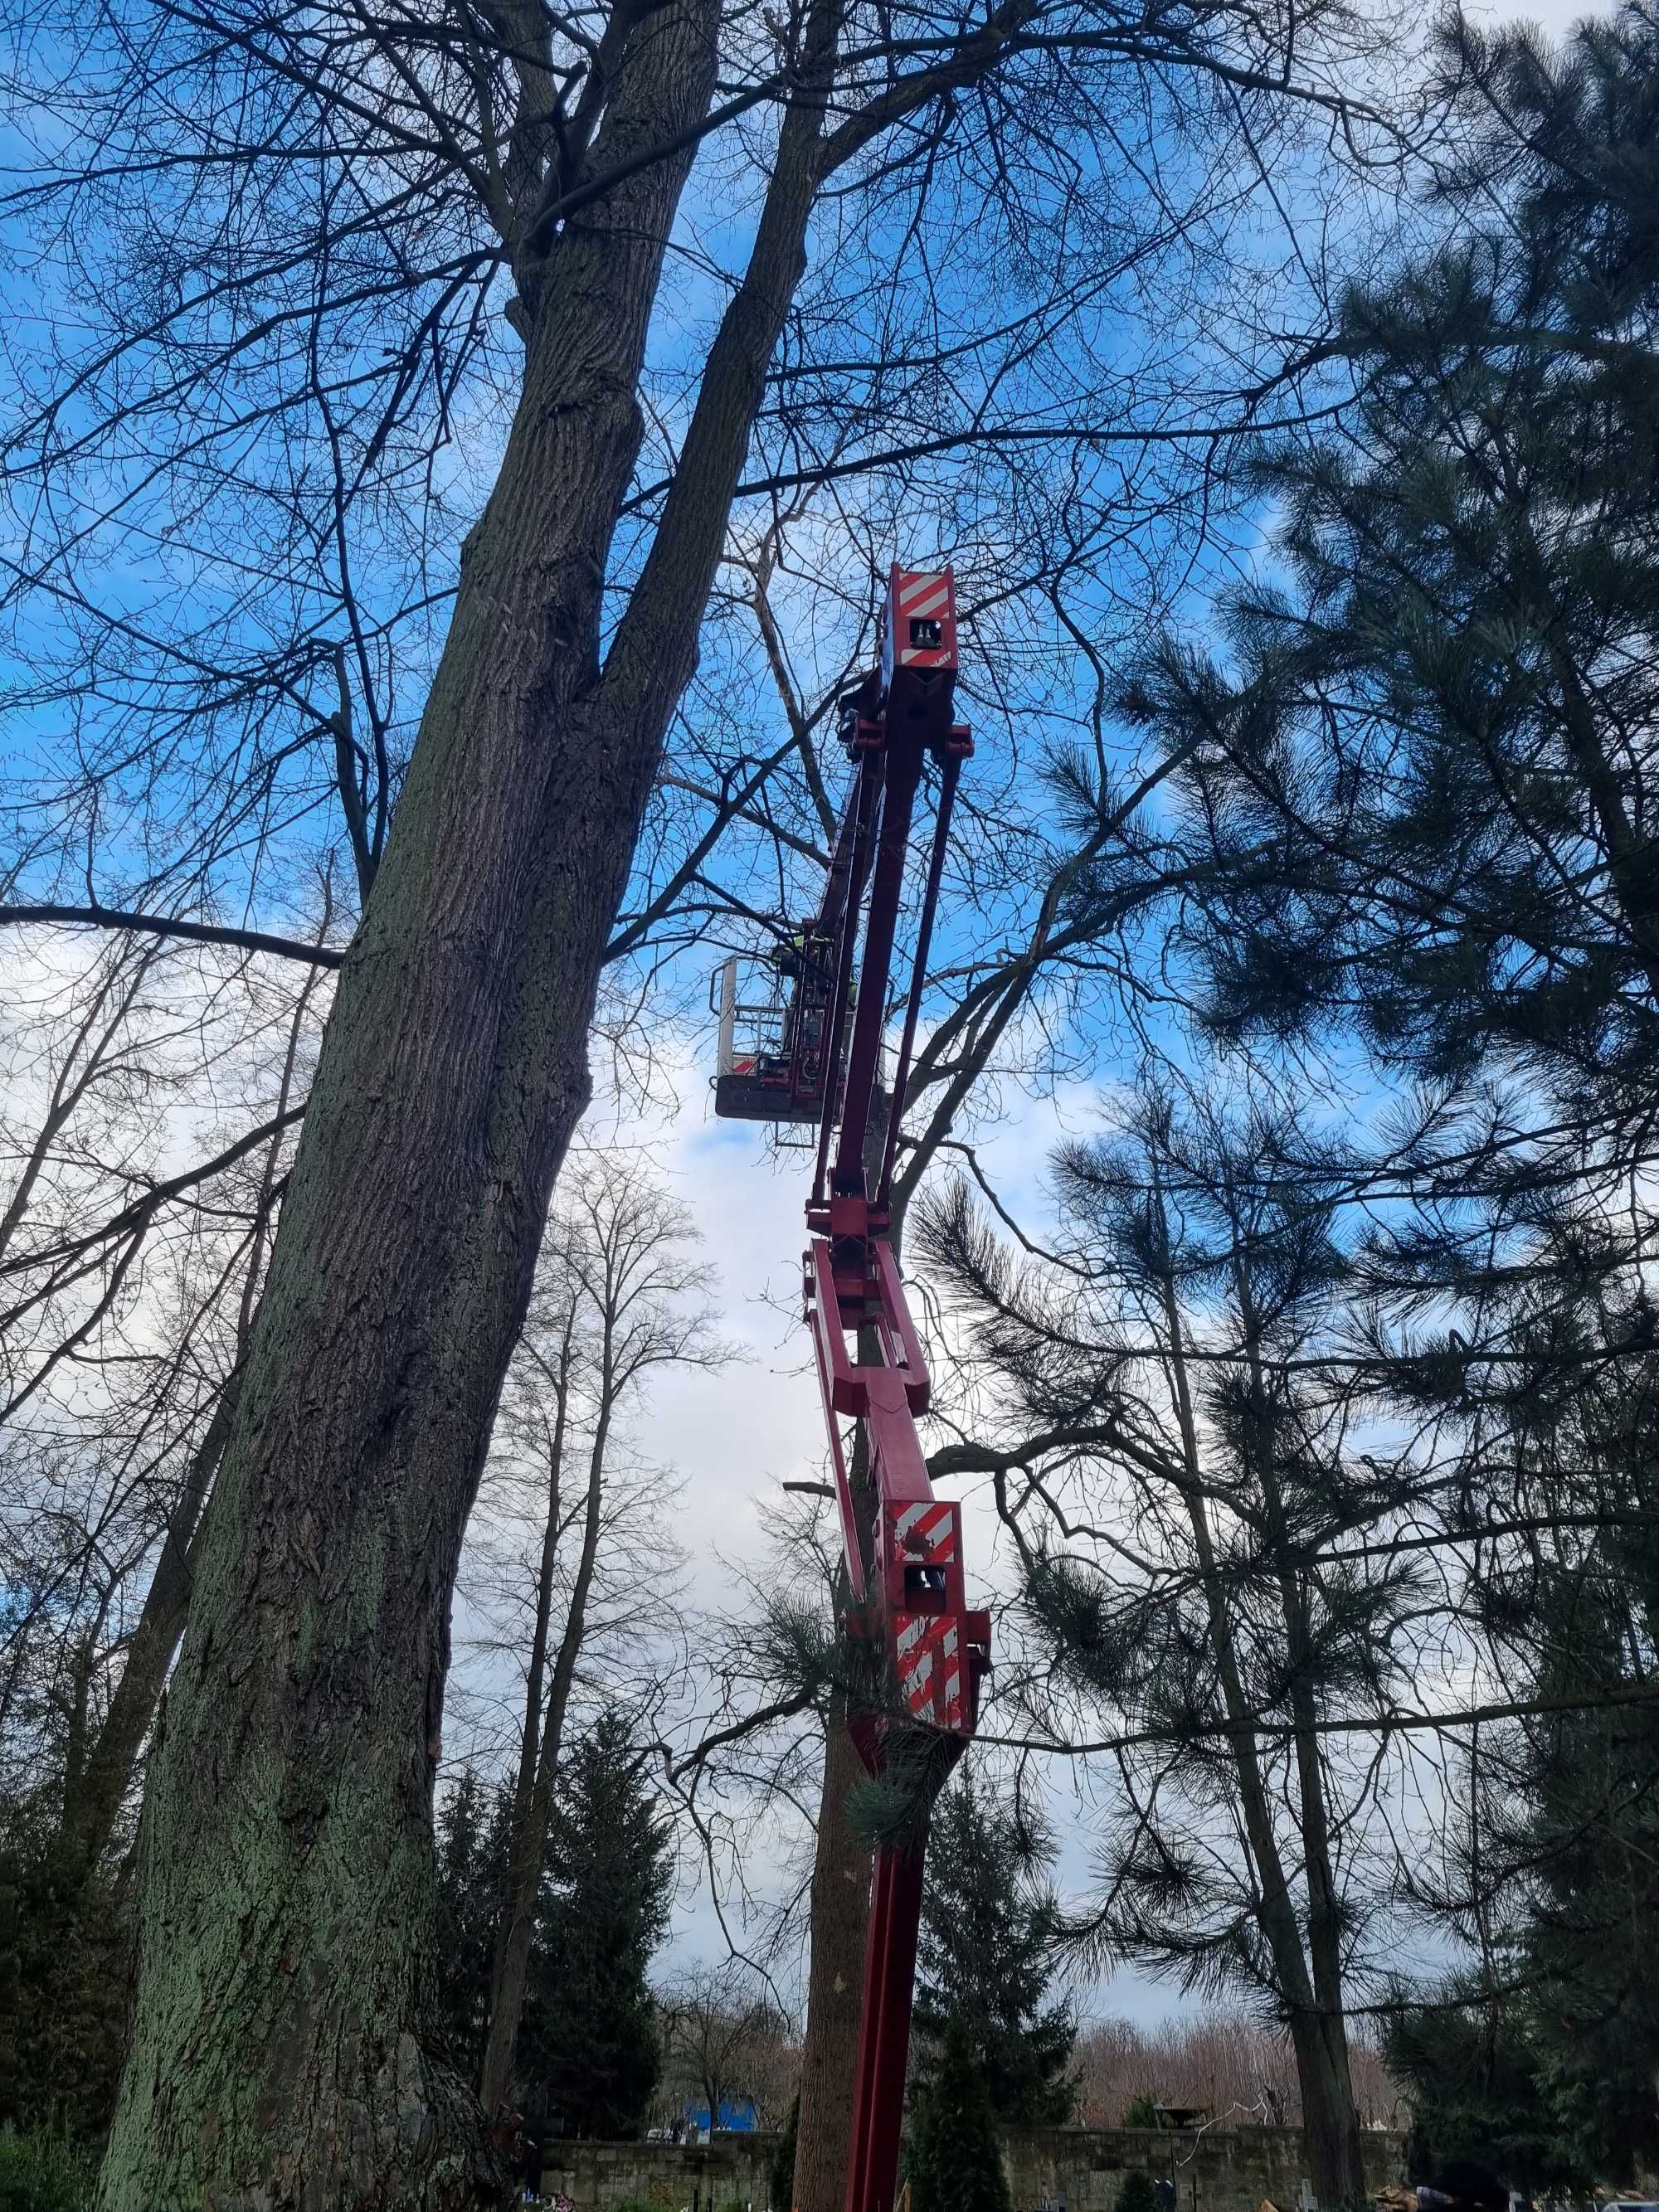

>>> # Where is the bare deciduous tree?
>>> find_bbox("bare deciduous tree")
[658,1962,800,2135]
[0,0,1404,2185]
[476,1159,726,2112]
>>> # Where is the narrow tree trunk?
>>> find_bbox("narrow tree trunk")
[791,1708,870,2212]
[1280,1569,1365,2204]
[1232,1269,1365,2209]
[479,1383,609,2112]
[58,1387,235,1870]
[1156,1244,1360,2207]
[1290,2013,1369,2209]
[61,1631,98,1808]
[503,1325,576,1845]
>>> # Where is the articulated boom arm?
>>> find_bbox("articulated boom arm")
[803,568,991,2212]
[712,564,990,2210]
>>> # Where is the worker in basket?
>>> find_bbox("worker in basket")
[748,926,849,1083]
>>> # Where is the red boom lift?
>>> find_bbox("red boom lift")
[713,566,992,2212]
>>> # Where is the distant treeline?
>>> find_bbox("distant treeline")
[1075,2015,1403,2134]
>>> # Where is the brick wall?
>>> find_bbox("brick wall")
[537,2125,1405,2212]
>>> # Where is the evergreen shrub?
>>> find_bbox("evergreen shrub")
[905,2020,1013,2212]
[1116,2168,1162,2212]
[0,2127,92,2212]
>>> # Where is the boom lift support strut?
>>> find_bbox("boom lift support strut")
[713,566,991,2212]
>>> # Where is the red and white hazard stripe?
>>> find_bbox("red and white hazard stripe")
[888,568,957,668]
[893,1611,966,1732]
[893,1500,956,1561]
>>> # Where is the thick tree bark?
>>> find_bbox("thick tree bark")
[1290,2011,1368,2209]
[88,0,1022,2176]
[94,9,725,2200]
[791,1709,871,2212]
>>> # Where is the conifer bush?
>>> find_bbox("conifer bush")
[0,2126,91,2212]
[904,2020,1014,2212]
[1116,2168,1163,2212]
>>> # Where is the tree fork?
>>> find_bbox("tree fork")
[94,1,722,2195]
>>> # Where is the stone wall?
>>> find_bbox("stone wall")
[542,2130,775,2210]
[538,2125,1405,2212]
[1003,2127,1408,2212]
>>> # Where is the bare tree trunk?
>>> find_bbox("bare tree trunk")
[1230,1267,1365,2209]
[95,0,871,2185]
[479,1380,608,2113]
[95,12,725,2199]
[791,1708,870,2212]
[1282,1576,1365,2204]
[58,1388,235,1870]
[1156,1249,1362,2208]
[501,1320,576,1849]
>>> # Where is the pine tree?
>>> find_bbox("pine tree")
[1490,1389,1659,2181]
[917,1093,1381,2202]
[432,1768,513,2078]
[769,2092,799,2211]
[904,2019,1014,2212]
[912,1777,1075,2127]
[1112,12,1659,2184]
[1385,2001,1572,2194]
[1125,3,1659,1378]
[519,1708,672,2137]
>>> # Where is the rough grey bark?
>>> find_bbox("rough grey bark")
[85,0,1086,2174]
[90,0,883,2182]
[95,7,727,2199]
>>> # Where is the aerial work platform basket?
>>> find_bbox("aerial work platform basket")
[710,926,843,1125]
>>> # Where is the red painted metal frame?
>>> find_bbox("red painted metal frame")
[787,567,990,2212]
[710,563,990,2209]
